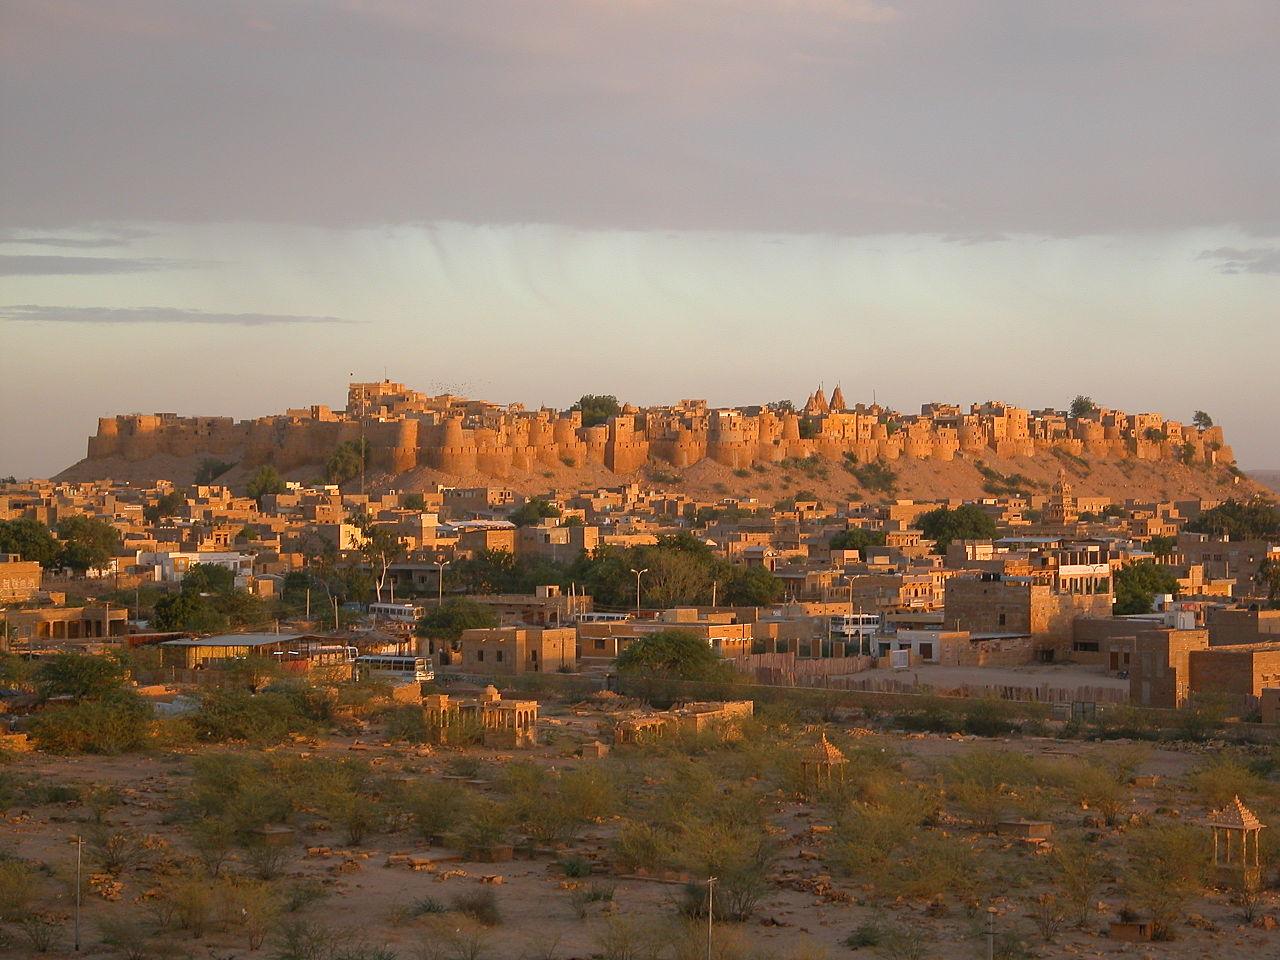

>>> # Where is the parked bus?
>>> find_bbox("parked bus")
[354,654,434,682]
[368,602,426,624]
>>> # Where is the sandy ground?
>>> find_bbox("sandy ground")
[4,712,1280,960]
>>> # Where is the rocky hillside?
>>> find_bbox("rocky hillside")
[56,449,1266,505]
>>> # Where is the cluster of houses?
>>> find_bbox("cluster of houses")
[2,469,1279,714]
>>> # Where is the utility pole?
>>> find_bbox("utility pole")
[74,833,84,951]
[711,579,718,609]
[630,567,648,615]
[305,587,311,621]
[985,906,996,960]
[706,876,717,960]
[332,595,339,632]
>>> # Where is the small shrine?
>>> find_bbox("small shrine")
[801,732,848,786]
[1206,795,1265,873]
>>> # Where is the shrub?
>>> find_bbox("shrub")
[843,922,882,948]
[28,691,151,754]
[1123,824,1210,939]
[19,913,60,953]
[452,888,501,926]
[0,858,37,920]
[87,825,148,875]
[405,780,474,840]
[191,688,315,744]
[1053,838,1107,926]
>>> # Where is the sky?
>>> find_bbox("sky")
[1,0,1277,478]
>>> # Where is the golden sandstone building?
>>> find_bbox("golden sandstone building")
[84,381,1235,479]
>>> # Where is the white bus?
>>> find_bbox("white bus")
[354,654,434,682]
[368,602,426,624]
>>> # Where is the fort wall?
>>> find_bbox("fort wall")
[84,383,1238,480]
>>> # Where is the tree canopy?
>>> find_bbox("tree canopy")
[246,464,286,504]
[1113,561,1180,615]
[33,652,128,700]
[143,490,186,523]
[55,515,121,573]
[615,629,735,682]
[325,440,368,486]
[1186,499,1280,540]
[917,505,997,555]
[1070,395,1098,419]
[1192,410,1214,430]
[0,517,61,566]
[153,563,267,633]
[829,528,887,554]
[414,598,499,641]
[573,394,622,428]
[509,498,561,527]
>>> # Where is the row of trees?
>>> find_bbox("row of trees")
[431,533,782,610]
[0,515,121,574]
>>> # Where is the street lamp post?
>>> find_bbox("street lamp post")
[630,568,648,615]
[436,559,451,605]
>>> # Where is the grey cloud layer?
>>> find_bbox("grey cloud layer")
[0,254,202,275]
[1,1,1276,236]
[0,305,353,325]
[1197,247,1280,276]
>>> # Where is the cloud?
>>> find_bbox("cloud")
[0,254,203,275]
[0,227,153,249]
[0,305,355,326]
[1196,246,1280,275]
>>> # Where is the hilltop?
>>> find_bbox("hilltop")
[56,377,1264,504]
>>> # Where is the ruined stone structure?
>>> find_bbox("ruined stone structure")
[84,381,1236,478]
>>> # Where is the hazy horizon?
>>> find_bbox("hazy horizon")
[2,1,1277,477]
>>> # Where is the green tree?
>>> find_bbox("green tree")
[829,528,887,553]
[183,563,236,594]
[143,490,186,523]
[1257,557,1280,607]
[415,598,499,642]
[56,515,121,573]
[509,498,561,527]
[403,492,426,511]
[246,465,286,504]
[360,524,406,603]
[1192,410,1214,430]
[573,394,621,428]
[615,629,734,681]
[1113,561,1180,615]
[719,565,783,606]
[1146,535,1177,558]
[194,458,235,484]
[917,504,996,555]
[1187,499,1280,540]
[0,517,60,565]
[1143,427,1168,443]
[33,653,128,700]
[152,590,224,633]
[1069,395,1098,419]
[325,440,367,485]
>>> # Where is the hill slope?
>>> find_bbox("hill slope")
[55,450,1265,505]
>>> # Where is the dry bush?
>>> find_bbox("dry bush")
[944,747,1039,831]
[1187,754,1264,810]
[403,780,474,840]
[219,878,281,950]
[1052,838,1109,926]
[1028,892,1065,942]
[592,916,666,960]
[1123,824,1211,939]
[87,825,148,875]
[452,887,501,926]
[612,822,678,873]
[0,858,38,920]
[880,832,979,902]
[1069,764,1129,827]
[18,913,61,953]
